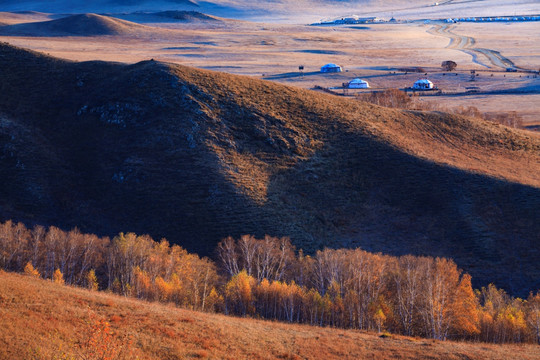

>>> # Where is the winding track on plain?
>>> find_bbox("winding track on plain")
[428,24,518,70]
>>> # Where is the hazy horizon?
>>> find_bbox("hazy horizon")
[1,0,538,23]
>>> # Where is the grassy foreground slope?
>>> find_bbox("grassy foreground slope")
[0,43,539,295]
[1,271,539,360]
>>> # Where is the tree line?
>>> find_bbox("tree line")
[1,220,539,344]
[357,89,524,129]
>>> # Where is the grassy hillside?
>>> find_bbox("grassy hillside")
[1,271,539,360]
[0,43,539,295]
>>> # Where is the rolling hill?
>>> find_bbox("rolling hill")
[0,11,52,25]
[0,13,148,36]
[154,10,221,21]
[113,10,225,24]
[2,271,539,359]
[0,43,539,296]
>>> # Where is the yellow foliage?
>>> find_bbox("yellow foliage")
[225,270,256,315]
[87,269,98,291]
[53,269,65,285]
[154,276,172,302]
[169,273,183,304]
[133,267,151,299]
[205,287,224,313]
[452,273,480,336]
[374,309,387,332]
[23,262,40,278]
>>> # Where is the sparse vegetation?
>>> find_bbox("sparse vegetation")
[484,111,524,129]
[357,88,413,108]
[358,91,526,129]
[86,269,99,291]
[397,67,426,73]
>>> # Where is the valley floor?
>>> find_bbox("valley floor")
[0,12,539,127]
[1,271,539,360]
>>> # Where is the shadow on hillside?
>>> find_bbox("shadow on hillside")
[293,49,347,55]
[262,131,540,297]
[263,71,320,80]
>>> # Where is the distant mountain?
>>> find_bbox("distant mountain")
[0,43,539,296]
[0,0,199,13]
[0,13,148,36]
[1,0,538,22]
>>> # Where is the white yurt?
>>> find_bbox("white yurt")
[320,63,342,73]
[412,79,434,90]
[348,78,370,88]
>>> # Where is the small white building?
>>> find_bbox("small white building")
[412,79,434,90]
[321,63,342,73]
[348,78,370,88]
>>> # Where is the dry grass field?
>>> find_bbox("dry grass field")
[1,271,539,360]
[0,9,538,125]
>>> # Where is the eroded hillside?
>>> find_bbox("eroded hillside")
[0,43,538,295]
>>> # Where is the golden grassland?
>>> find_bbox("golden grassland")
[164,62,540,189]
[1,271,539,360]
[0,11,538,125]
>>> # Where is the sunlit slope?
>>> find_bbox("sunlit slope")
[2,272,540,360]
[0,43,538,295]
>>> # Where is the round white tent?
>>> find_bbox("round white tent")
[412,79,434,90]
[348,78,369,88]
[321,63,342,73]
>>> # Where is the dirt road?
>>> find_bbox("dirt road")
[429,24,518,70]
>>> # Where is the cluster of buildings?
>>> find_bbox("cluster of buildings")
[445,15,540,23]
[313,14,540,26]
[320,63,435,90]
[315,16,383,25]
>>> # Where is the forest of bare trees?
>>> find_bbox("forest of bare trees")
[1,220,539,344]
